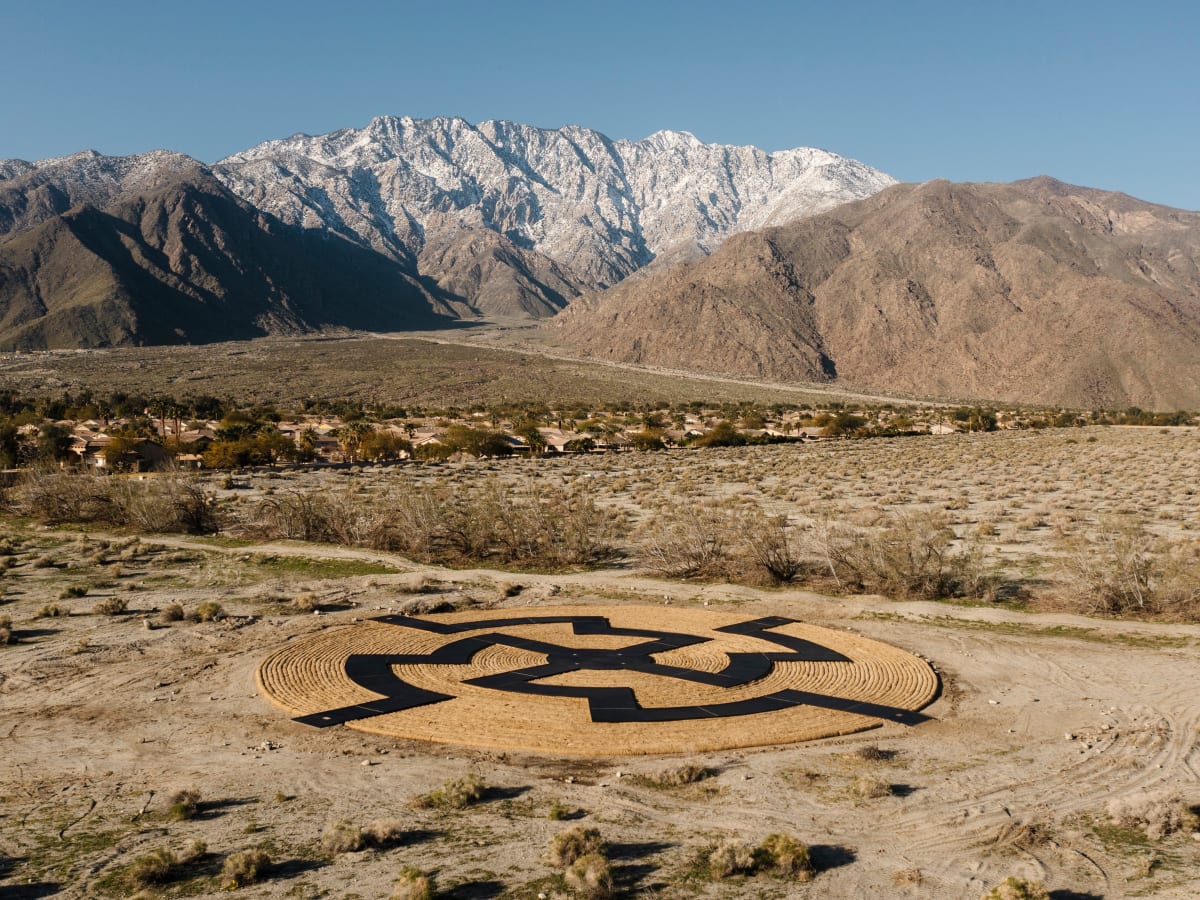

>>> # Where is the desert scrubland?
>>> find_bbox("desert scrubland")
[2,426,1199,899]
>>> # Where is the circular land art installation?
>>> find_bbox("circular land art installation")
[257,605,939,755]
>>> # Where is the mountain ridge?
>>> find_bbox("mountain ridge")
[550,176,1200,409]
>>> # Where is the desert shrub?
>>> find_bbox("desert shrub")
[850,775,893,799]
[364,818,407,848]
[547,800,572,820]
[550,826,606,867]
[321,820,365,855]
[166,788,201,821]
[1106,790,1200,840]
[128,848,176,888]
[707,838,757,878]
[242,489,363,544]
[0,615,11,646]
[854,744,896,762]
[757,833,813,880]
[565,852,614,899]
[220,848,270,889]
[291,592,320,611]
[156,603,185,624]
[93,597,129,616]
[981,876,1050,900]
[634,763,712,788]
[640,504,734,578]
[744,514,805,583]
[414,773,485,810]
[194,601,223,622]
[36,603,66,619]
[59,585,88,599]
[107,473,220,534]
[1056,518,1158,614]
[7,469,116,525]
[807,510,990,599]
[391,865,435,900]
[8,468,218,533]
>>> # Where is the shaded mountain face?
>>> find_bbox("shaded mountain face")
[550,178,1200,409]
[0,171,456,350]
[212,116,896,315]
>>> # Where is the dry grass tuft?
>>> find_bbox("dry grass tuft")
[550,826,605,868]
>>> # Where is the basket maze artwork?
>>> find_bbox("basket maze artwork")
[257,605,939,755]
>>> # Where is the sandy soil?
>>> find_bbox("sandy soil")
[2,528,1198,899]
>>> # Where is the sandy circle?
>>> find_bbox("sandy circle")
[257,605,939,755]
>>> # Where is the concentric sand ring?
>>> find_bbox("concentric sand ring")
[257,605,938,755]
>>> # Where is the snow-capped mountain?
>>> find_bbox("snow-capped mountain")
[214,116,896,315]
[0,149,201,239]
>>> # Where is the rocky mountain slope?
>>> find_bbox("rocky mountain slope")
[0,171,454,349]
[0,149,200,240]
[213,116,896,315]
[551,177,1200,409]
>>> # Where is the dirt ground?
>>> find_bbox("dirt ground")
[2,523,1198,899]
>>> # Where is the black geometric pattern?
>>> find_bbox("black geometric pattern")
[294,613,930,728]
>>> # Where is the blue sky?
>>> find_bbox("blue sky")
[3,0,1198,208]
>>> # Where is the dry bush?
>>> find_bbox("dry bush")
[166,788,200,821]
[8,469,218,534]
[126,841,205,889]
[364,819,407,848]
[743,514,806,584]
[156,603,184,625]
[414,773,485,810]
[92,597,128,616]
[0,615,11,646]
[640,504,734,578]
[707,838,757,878]
[321,820,365,855]
[391,866,434,900]
[980,876,1049,900]
[127,848,176,888]
[245,478,621,570]
[1106,790,1200,840]
[565,852,614,899]
[758,833,813,881]
[854,744,897,762]
[1056,518,1158,614]
[1056,519,1200,619]
[807,510,991,600]
[193,601,223,622]
[7,469,116,525]
[107,473,220,534]
[634,763,711,788]
[241,489,364,543]
[850,775,893,800]
[550,826,605,868]
[220,848,270,889]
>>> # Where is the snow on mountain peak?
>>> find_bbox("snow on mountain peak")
[213,115,895,294]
